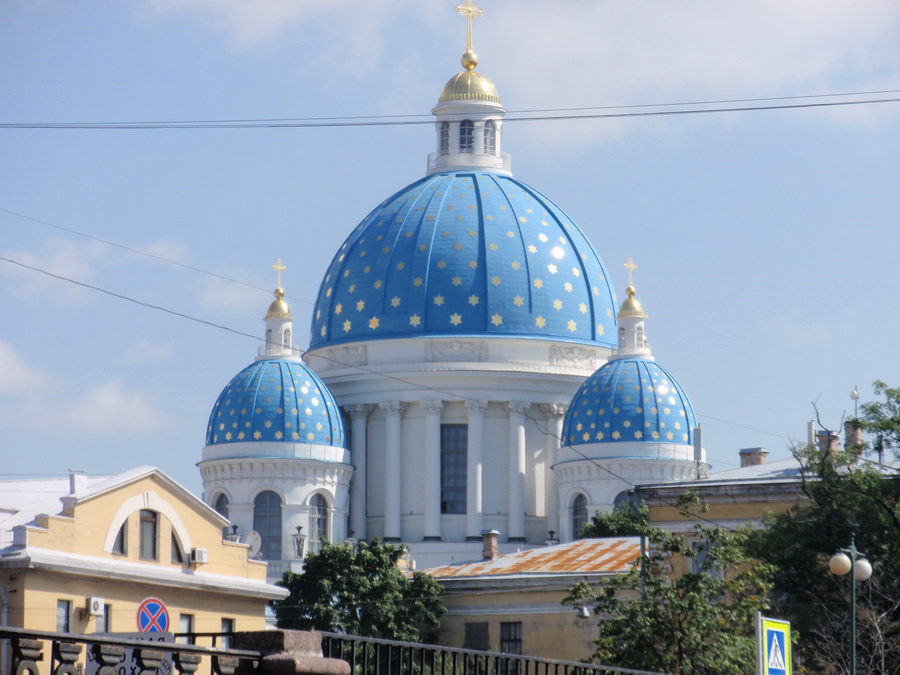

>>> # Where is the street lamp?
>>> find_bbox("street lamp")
[828,537,873,674]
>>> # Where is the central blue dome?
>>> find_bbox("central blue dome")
[310,171,617,349]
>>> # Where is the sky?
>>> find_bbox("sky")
[2,1,899,498]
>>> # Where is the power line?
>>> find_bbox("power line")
[2,92,899,130]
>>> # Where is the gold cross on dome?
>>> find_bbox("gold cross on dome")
[273,258,287,289]
[624,257,638,287]
[456,0,483,52]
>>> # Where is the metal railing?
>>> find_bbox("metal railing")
[0,626,259,675]
[320,632,668,675]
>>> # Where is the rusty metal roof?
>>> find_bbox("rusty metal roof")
[421,538,641,579]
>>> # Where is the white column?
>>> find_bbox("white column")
[465,400,487,540]
[380,401,406,542]
[541,403,567,539]
[347,404,372,540]
[422,399,444,541]
[507,401,530,542]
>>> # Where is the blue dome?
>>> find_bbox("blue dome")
[205,359,344,448]
[310,171,617,349]
[563,357,697,446]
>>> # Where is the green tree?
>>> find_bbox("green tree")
[748,387,900,673]
[581,502,649,538]
[272,538,446,642]
[565,500,773,674]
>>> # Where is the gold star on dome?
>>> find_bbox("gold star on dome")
[528,245,537,253]
[253,431,262,440]
[292,432,300,440]
[567,319,577,332]
[572,268,581,277]
[437,260,447,269]
[413,277,424,287]
[454,243,463,251]
[538,233,548,242]
[612,430,621,440]
[468,295,480,306]
[489,242,499,250]
[452,276,463,286]
[666,431,674,440]
[238,431,245,440]
[275,431,284,440]
[548,264,558,274]
[320,326,326,337]
[634,430,643,439]
[583,432,591,441]
[490,313,503,326]
[264,420,273,428]
[348,283,356,293]
[511,261,521,270]
[468,260,478,269]
[506,231,515,238]
[450,313,463,326]
[623,420,631,428]
[552,299,563,310]
[535,315,547,328]
[534,278,544,289]
[343,320,352,332]
[374,280,383,289]
[513,295,524,307]
[335,303,343,315]
[596,431,604,440]
[564,282,573,292]
[390,296,401,308]
[409,314,422,327]
[225,432,233,441]
[369,316,380,329]
[356,300,365,311]
[363,265,371,274]
[325,288,332,297]
[434,295,445,306]
[579,302,587,313]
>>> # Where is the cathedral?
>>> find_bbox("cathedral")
[197,2,705,574]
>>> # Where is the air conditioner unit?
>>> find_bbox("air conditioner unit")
[87,597,105,617]
[190,547,209,564]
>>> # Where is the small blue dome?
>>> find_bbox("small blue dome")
[205,359,344,448]
[310,171,617,349]
[563,357,697,446]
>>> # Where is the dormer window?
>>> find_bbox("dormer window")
[459,120,474,153]
[439,122,450,154]
[484,120,497,155]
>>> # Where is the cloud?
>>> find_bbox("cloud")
[122,340,176,365]
[63,378,174,433]
[131,240,191,266]
[1,237,109,305]
[0,340,56,395]
[198,272,267,312]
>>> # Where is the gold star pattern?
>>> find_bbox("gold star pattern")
[535,315,547,328]
[567,320,577,332]
[548,264,558,274]
[434,295,445,306]
[452,276,463,286]
[335,303,343,315]
[553,299,563,310]
[534,278,544,289]
[368,316,380,329]
[413,277,424,287]
[491,276,502,286]
[409,314,422,327]
[468,295,480,306]
[513,295,524,307]
[390,296,401,308]
[450,313,463,326]
[490,313,503,326]
[579,303,588,314]
[356,300,365,311]
[343,320,352,332]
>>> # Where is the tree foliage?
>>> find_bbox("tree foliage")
[580,502,649,538]
[565,502,773,675]
[748,384,900,673]
[272,539,446,642]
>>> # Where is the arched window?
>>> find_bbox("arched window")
[214,493,229,519]
[283,328,291,348]
[572,494,588,539]
[618,327,625,348]
[309,494,329,554]
[439,122,450,154]
[459,120,474,153]
[636,326,644,346]
[254,491,282,560]
[484,120,497,155]
[266,328,272,345]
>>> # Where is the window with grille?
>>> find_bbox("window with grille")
[254,490,282,560]
[309,493,329,554]
[484,120,497,154]
[572,494,588,538]
[459,120,474,152]
[440,122,450,154]
[441,424,467,514]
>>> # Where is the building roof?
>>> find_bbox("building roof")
[205,358,344,448]
[564,357,697,447]
[309,171,618,350]
[421,537,640,580]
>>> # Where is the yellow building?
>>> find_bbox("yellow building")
[421,534,640,662]
[0,466,286,645]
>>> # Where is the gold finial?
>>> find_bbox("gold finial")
[623,257,638,295]
[456,0,483,70]
[272,258,287,298]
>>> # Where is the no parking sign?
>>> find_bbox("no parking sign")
[137,597,170,633]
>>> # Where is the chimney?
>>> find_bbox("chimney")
[739,447,768,467]
[481,529,500,560]
[68,469,87,495]
[816,430,840,455]
[844,420,864,455]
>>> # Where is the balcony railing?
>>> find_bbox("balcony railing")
[320,632,669,675]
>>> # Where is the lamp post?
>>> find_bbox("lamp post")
[828,537,873,674]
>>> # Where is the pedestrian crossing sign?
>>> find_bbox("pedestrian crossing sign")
[757,614,791,675]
